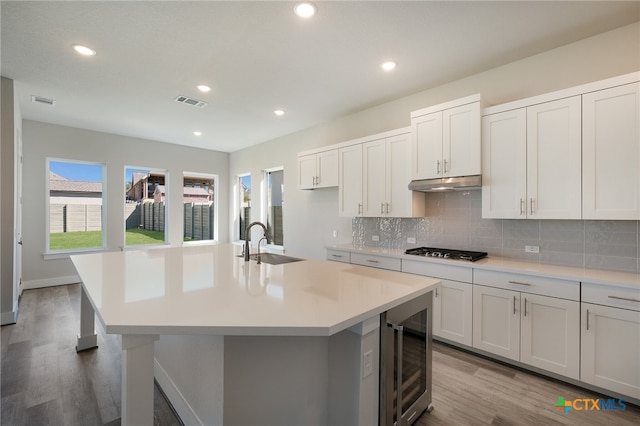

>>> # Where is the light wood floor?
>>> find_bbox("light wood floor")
[2,284,639,425]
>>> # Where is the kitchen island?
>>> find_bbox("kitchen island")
[71,243,439,425]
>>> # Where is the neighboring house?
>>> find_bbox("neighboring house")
[49,171,102,205]
[153,185,210,204]
[128,172,214,202]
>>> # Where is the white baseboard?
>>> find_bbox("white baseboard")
[22,274,80,290]
[0,308,18,325]
[154,358,204,426]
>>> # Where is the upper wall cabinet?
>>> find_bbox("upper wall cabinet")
[482,96,582,219]
[582,82,640,220]
[482,72,640,220]
[339,128,425,218]
[297,149,339,189]
[410,94,481,180]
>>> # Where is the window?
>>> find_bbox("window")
[47,159,105,252]
[183,172,217,242]
[264,168,284,246]
[125,167,168,246]
[237,174,252,241]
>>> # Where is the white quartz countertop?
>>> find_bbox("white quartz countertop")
[328,244,640,290]
[70,244,439,337]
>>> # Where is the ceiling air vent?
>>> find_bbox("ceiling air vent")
[31,95,56,106]
[175,95,208,108]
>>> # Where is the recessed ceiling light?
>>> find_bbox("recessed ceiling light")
[294,2,316,18]
[381,61,396,71]
[72,44,96,56]
[274,109,285,116]
[197,85,211,93]
[193,131,202,136]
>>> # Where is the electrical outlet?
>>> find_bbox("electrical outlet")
[525,245,540,253]
[332,230,338,238]
[407,237,416,244]
[363,350,373,378]
[372,235,379,242]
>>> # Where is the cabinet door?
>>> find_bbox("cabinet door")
[481,109,527,219]
[297,154,317,189]
[526,96,582,219]
[362,139,387,217]
[581,303,640,399]
[386,133,424,217]
[473,285,520,361]
[411,111,442,180]
[316,149,338,188]
[583,82,640,220]
[520,294,580,379]
[338,144,363,217]
[443,102,481,177]
[433,279,473,346]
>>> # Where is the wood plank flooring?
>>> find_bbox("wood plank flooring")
[2,284,639,425]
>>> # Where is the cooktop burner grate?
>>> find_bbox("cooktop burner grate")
[405,247,488,262]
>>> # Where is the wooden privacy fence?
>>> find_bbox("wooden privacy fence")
[51,201,215,240]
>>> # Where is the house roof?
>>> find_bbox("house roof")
[50,179,102,193]
[3,2,638,153]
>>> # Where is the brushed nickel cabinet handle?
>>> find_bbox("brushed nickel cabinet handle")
[530,198,535,215]
[435,288,438,298]
[358,203,362,214]
[524,298,527,317]
[381,203,385,214]
[586,309,590,331]
[444,159,448,173]
[513,296,517,315]
[367,259,380,264]
[386,203,390,214]
[608,295,640,303]
[520,198,525,216]
[331,254,343,258]
[509,280,532,286]
[436,160,441,174]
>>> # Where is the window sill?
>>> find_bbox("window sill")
[43,248,106,260]
[182,240,219,247]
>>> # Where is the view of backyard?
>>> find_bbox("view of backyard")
[50,229,166,250]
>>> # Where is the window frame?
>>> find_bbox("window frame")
[235,173,252,242]
[262,166,284,250]
[124,165,169,248]
[182,171,218,245]
[45,157,107,256]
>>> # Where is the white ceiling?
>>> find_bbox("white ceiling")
[2,1,639,153]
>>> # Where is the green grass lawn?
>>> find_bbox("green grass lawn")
[49,228,166,250]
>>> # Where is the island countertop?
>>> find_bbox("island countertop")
[70,243,439,337]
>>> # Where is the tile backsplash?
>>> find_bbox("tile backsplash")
[352,190,640,273]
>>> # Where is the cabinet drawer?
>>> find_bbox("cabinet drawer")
[351,253,401,271]
[473,269,579,301]
[326,249,350,263]
[402,259,472,283]
[582,283,640,312]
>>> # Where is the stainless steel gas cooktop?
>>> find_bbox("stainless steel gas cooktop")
[404,247,488,262]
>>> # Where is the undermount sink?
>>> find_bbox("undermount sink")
[243,253,305,265]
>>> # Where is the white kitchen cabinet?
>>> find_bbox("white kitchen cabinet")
[482,96,582,219]
[434,279,473,346]
[350,252,401,271]
[473,270,580,379]
[473,284,521,361]
[297,149,339,189]
[338,144,363,217]
[581,282,640,399]
[340,128,425,218]
[582,82,640,220]
[411,95,481,180]
[401,259,473,346]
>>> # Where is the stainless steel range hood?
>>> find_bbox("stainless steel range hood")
[408,175,482,192]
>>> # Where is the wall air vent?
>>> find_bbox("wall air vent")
[175,95,208,108]
[31,95,56,106]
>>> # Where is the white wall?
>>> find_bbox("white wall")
[21,120,229,288]
[229,22,640,261]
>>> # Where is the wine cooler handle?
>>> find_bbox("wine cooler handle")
[393,323,404,424]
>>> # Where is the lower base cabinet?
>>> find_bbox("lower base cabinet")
[581,282,640,400]
[472,272,580,380]
[433,279,473,346]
